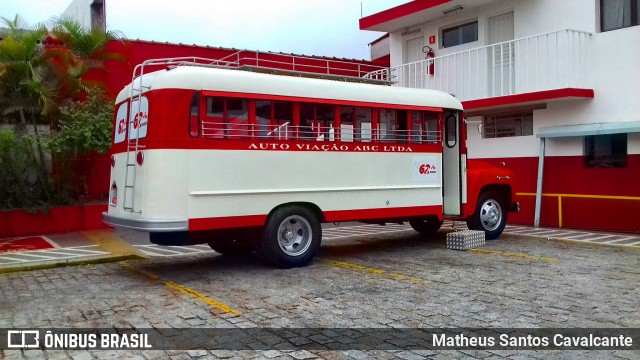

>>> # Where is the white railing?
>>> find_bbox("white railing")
[200,122,442,143]
[219,50,388,79]
[365,29,593,101]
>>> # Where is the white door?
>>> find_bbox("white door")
[442,112,462,216]
[487,12,514,96]
[404,36,425,88]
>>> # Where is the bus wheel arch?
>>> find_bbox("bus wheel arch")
[259,203,323,268]
[466,186,509,240]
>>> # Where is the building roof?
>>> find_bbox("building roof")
[359,0,502,33]
[126,39,374,63]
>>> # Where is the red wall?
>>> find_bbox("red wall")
[99,40,388,99]
[478,155,640,232]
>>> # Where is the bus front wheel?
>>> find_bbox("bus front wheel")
[259,206,321,268]
[466,191,507,240]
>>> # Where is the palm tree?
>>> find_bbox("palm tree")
[46,17,125,109]
[0,15,51,130]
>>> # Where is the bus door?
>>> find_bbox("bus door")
[442,112,463,216]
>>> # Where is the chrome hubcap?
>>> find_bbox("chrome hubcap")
[479,200,502,231]
[277,215,312,256]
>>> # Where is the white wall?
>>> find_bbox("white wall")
[385,0,640,159]
[61,0,92,29]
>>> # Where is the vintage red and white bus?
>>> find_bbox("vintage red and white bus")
[103,58,519,268]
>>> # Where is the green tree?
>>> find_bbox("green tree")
[47,88,113,198]
[0,15,125,208]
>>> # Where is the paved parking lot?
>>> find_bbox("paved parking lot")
[1,225,639,359]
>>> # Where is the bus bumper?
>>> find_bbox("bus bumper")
[102,212,189,232]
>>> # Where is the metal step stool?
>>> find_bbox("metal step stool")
[446,230,485,251]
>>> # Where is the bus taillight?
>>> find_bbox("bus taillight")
[136,151,144,166]
[110,182,118,206]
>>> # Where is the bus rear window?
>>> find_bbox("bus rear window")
[114,102,128,144]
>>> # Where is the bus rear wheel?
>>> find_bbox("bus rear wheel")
[466,191,507,240]
[259,206,321,268]
[409,216,443,236]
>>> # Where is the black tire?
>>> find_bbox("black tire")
[258,206,321,268]
[409,216,444,236]
[466,191,507,240]
[208,239,254,257]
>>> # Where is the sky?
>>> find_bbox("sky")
[1,0,407,60]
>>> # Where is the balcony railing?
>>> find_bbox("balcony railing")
[364,29,593,101]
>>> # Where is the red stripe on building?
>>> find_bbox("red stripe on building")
[463,88,595,111]
[359,0,453,30]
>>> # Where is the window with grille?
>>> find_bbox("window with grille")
[482,112,533,138]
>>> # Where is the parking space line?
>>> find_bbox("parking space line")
[325,259,431,286]
[581,234,618,242]
[120,262,241,315]
[164,281,241,315]
[560,233,601,240]
[605,236,638,243]
[470,249,559,263]
[6,252,72,259]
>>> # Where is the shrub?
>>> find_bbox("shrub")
[48,89,113,199]
[0,130,55,210]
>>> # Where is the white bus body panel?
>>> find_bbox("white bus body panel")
[106,149,444,231]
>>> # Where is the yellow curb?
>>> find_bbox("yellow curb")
[82,230,148,258]
[0,254,143,274]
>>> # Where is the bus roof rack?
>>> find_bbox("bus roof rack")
[133,53,395,86]
[237,65,394,85]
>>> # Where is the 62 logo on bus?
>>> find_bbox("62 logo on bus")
[412,156,439,184]
[418,163,436,175]
[117,119,126,135]
[132,112,147,129]
[127,97,149,140]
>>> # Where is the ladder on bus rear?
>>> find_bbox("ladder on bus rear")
[121,57,241,213]
[122,64,147,213]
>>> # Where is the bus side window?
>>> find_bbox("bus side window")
[300,103,335,141]
[397,110,408,144]
[227,98,249,139]
[300,103,316,141]
[424,112,439,144]
[255,101,293,140]
[410,111,423,144]
[274,101,293,140]
[189,93,200,138]
[256,100,271,139]
[340,106,354,142]
[410,111,440,144]
[316,104,335,142]
[379,109,396,142]
[355,107,372,142]
[203,97,225,139]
